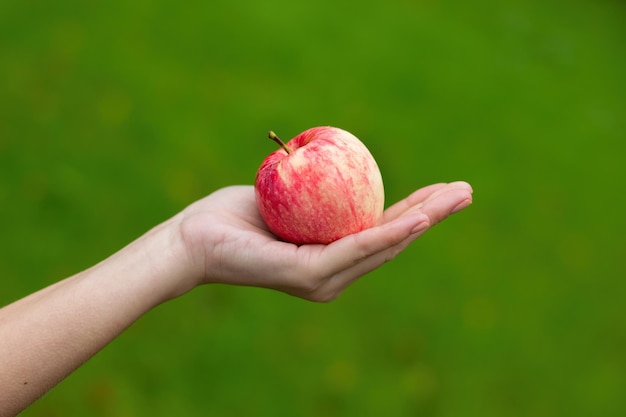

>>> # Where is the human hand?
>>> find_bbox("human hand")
[179,182,472,302]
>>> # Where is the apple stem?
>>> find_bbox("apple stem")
[268,131,292,154]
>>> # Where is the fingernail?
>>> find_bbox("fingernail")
[451,198,472,214]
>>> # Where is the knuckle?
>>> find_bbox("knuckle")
[292,277,341,303]
[306,289,340,303]
[298,277,324,295]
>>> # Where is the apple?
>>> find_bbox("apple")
[254,126,385,245]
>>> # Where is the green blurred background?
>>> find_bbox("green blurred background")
[1,0,625,415]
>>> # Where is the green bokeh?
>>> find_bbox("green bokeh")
[1,0,625,416]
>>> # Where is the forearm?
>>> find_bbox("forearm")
[0,215,195,416]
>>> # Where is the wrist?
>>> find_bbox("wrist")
[142,213,202,302]
[98,213,201,307]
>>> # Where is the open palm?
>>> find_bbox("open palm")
[179,182,472,302]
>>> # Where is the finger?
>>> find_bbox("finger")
[380,183,447,224]
[316,220,431,300]
[419,186,473,225]
[298,182,472,283]
[305,182,473,300]
[310,210,430,284]
[381,181,472,224]
[282,182,473,300]
[330,184,473,290]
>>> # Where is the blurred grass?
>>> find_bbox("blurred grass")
[1,0,625,416]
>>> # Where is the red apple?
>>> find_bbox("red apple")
[255,126,385,245]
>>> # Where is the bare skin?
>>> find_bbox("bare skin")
[0,181,472,416]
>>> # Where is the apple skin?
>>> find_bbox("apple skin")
[255,126,385,245]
